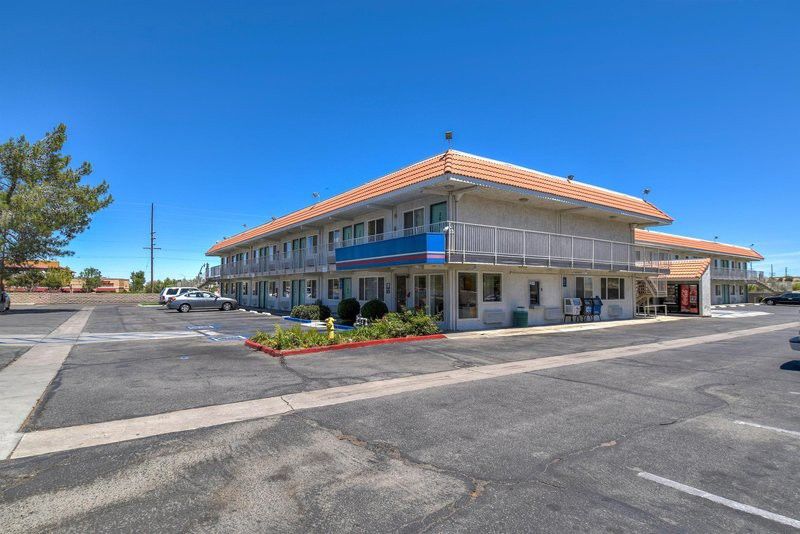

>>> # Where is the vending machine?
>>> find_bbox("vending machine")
[679,284,699,314]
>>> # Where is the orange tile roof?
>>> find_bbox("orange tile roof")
[634,229,763,260]
[656,258,711,280]
[7,260,61,270]
[208,150,673,254]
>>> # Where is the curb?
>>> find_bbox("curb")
[245,333,447,357]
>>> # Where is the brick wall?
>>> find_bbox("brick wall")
[9,292,161,305]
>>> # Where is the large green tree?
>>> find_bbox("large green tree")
[130,270,146,292]
[0,124,112,290]
[79,267,103,292]
[42,267,73,289]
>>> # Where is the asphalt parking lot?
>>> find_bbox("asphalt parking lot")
[1,303,799,532]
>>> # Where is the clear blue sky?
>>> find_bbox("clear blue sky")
[2,1,798,280]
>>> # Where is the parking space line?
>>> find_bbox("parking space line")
[734,420,800,438]
[637,471,800,528]
[8,320,799,460]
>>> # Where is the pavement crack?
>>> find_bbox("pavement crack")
[279,396,295,411]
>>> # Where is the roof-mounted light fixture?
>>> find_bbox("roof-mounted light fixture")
[445,131,453,147]
[566,175,574,183]
[643,188,651,197]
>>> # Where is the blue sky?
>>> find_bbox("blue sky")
[2,1,798,280]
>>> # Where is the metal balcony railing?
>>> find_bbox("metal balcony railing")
[710,267,764,281]
[444,220,668,274]
[219,247,327,277]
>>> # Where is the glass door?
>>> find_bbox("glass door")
[414,275,427,312]
[430,202,447,232]
[396,275,409,311]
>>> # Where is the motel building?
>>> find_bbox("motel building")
[206,150,716,331]
[633,229,764,305]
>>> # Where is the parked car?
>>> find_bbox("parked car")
[762,292,800,305]
[159,286,200,304]
[0,291,9,312]
[167,291,237,313]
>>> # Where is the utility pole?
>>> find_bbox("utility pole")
[143,203,161,293]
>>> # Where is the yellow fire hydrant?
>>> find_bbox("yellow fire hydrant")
[325,316,335,340]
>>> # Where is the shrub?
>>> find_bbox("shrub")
[314,299,332,320]
[793,282,800,291]
[361,299,388,320]
[290,304,321,320]
[337,298,361,322]
[248,310,441,351]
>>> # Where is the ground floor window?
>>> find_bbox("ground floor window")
[600,277,625,300]
[458,272,477,319]
[243,282,248,295]
[269,281,278,297]
[358,276,385,301]
[576,276,593,298]
[253,282,259,296]
[306,279,317,300]
[327,278,340,300]
[482,273,502,302]
[282,281,291,298]
[715,285,721,296]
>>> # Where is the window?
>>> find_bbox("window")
[458,273,478,319]
[283,242,290,255]
[327,278,341,300]
[342,225,353,244]
[243,282,248,295]
[430,202,447,230]
[575,277,593,298]
[739,285,744,295]
[403,208,424,235]
[269,281,278,297]
[341,277,352,299]
[430,274,444,317]
[282,281,291,298]
[367,218,384,241]
[358,277,385,301]
[308,235,318,252]
[306,279,317,299]
[528,280,540,307]
[482,273,502,302]
[353,222,365,242]
[253,282,259,296]
[414,275,427,311]
[327,230,340,250]
[715,285,721,296]
[600,278,625,300]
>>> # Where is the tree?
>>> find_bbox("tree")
[79,267,103,292]
[42,267,73,289]
[9,269,44,291]
[130,270,146,292]
[0,124,112,290]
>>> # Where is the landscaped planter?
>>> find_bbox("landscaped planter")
[245,333,447,357]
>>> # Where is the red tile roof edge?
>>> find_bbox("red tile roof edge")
[207,150,673,254]
[634,229,763,260]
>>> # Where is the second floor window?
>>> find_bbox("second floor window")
[367,218,384,241]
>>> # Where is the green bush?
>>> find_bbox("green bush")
[314,300,332,320]
[361,299,388,320]
[248,310,441,350]
[290,304,321,320]
[793,282,800,291]
[337,298,361,322]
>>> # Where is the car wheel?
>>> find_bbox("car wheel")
[765,299,775,306]
[221,302,232,311]
[179,303,191,313]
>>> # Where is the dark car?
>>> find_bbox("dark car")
[762,292,800,305]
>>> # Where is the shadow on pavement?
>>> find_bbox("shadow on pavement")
[779,360,800,371]
[3,308,80,314]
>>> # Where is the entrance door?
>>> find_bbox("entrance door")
[290,280,299,307]
[430,202,447,231]
[235,282,242,303]
[396,275,409,311]
[722,284,730,304]
[413,274,445,319]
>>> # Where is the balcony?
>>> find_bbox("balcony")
[445,221,668,274]
[219,248,327,278]
[710,267,764,281]
[335,231,445,271]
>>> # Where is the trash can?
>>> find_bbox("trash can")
[512,307,528,328]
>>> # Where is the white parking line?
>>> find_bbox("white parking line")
[638,472,800,529]
[734,420,800,438]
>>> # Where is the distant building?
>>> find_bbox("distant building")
[69,277,130,293]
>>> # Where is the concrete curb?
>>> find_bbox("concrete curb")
[245,333,447,357]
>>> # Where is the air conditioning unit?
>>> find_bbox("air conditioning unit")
[564,298,582,316]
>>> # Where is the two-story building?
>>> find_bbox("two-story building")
[206,150,676,331]
[634,229,764,305]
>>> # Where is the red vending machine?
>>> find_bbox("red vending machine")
[679,284,699,314]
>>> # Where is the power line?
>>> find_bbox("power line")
[142,203,161,292]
